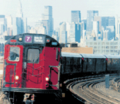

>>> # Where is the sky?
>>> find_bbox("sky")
[0,0,120,30]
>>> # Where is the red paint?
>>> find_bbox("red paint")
[4,45,23,88]
[4,45,60,90]
[25,48,45,88]
[25,47,60,90]
[44,47,60,90]
[10,40,17,42]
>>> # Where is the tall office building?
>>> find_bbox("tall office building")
[66,22,70,42]
[101,17,108,30]
[82,19,87,30]
[102,30,109,41]
[79,22,84,39]
[0,15,7,35]
[115,16,120,39]
[24,18,28,33]
[86,10,98,35]
[35,25,46,34]
[59,22,67,43]
[108,17,115,26]
[69,22,82,43]
[94,16,101,33]
[101,17,115,30]
[6,15,13,36]
[5,15,12,28]
[101,17,115,40]
[71,11,81,23]
[93,21,99,40]
[106,26,115,40]
[42,6,53,36]
[61,31,67,44]
[16,0,24,35]
[52,31,59,41]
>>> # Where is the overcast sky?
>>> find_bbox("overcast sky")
[0,0,119,29]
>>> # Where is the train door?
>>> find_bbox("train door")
[23,46,44,88]
[3,45,23,88]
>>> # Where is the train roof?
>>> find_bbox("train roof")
[62,53,107,58]
[62,52,120,59]
[105,55,120,58]
[61,52,82,57]
[80,54,106,58]
[5,33,61,47]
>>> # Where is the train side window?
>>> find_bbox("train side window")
[9,47,20,61]
[27,49,39,63]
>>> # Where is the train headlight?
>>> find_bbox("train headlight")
[15,76,19,80]
[19,37,22,41]
[45,77,49,81]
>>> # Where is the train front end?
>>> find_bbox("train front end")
[2,33,61,103]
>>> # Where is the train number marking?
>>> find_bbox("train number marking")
[27,37,30,41]
[25,36,32,42]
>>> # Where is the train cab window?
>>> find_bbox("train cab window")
[27,49,39,63]
[9,47,20,61]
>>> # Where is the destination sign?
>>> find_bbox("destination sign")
[34,36,45,44]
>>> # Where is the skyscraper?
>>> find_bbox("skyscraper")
[16,0,24,35]
[71,11,81,23]
[100,16,115,40]
[86,10,98,35]
[52,30,59,41]
[101,17,115,30]
[94,16,101,32]
[24,18,28,33]
[59,22,67,43]
[93,21,99,40]
[69,22,82,43]
[82,19,87,30]
[106,26,115,40]
[0,15,7,35]
[108,17,115,26]
[42,6,53,36]
[101,17,108,30]
[6,15,13,36]
[115,16,120,39]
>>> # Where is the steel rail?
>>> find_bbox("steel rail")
[66,75,120,104]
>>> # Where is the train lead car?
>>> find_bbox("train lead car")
[2,33,62,104]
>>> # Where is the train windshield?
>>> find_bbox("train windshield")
[27,49,39,63]
[9,47,20,61]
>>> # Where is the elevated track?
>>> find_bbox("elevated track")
[65,75,120,104]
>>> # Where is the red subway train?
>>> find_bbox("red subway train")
[2,33,62,104]
[2,33,120,104]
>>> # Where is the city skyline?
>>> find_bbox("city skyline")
[0,0,120,29]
